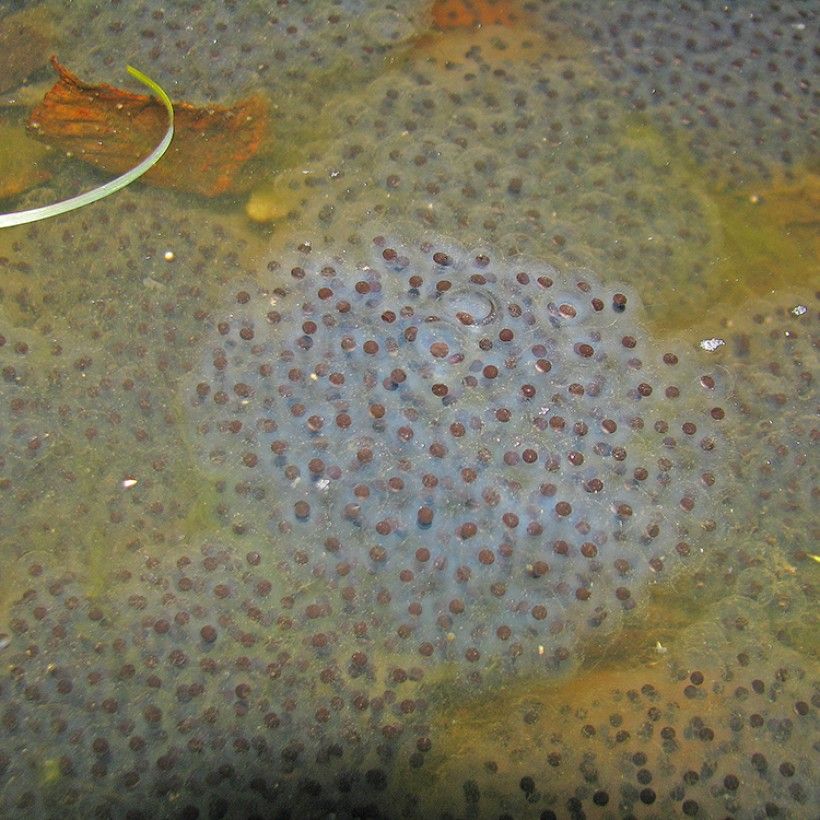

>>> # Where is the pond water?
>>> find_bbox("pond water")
[0,1,816,818]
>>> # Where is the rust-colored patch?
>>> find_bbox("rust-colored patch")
[27,57,269,198]
[415,1,584,66]
[430,0,520,29]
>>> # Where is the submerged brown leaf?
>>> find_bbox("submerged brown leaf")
[28,57,269,197]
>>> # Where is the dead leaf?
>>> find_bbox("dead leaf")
[28,57,269,198]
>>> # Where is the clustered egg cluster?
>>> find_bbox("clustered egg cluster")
[552,0,817,178]
[59,0,429,102]
[422,642,818,819]
[0,221,814,820]
[0,2,814,816]
[0,549,815,818]
[258,44,718,288]
[0,549,424,818]
[720,295,818,555]
[185,234,728,668]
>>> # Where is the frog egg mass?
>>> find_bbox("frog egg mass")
[184,234,728,672]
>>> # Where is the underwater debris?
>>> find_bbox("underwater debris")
[0,61,172,228]
[28,57,267,198]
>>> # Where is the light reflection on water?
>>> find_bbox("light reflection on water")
[0,1,816,817]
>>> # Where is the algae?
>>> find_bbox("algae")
[619,118,817,337]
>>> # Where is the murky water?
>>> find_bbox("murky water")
[0,2,816,818]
